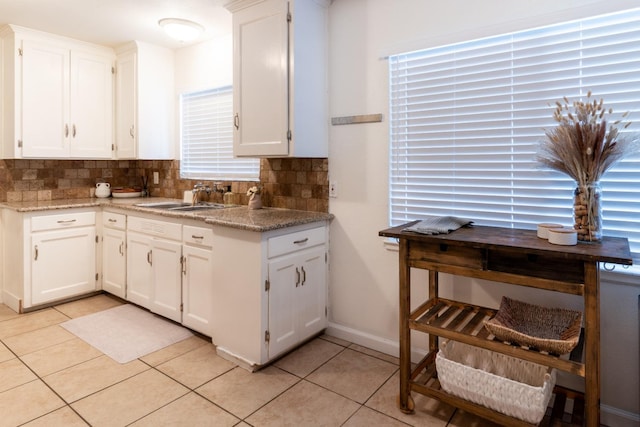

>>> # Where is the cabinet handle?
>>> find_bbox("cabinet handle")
[181,256,187,275]
[234,113,239,130]
[147,250,152,265]
[129,125,135,138]
[57,219,77,224]
[191,235,204,240]
[108,218,117,223]
[293,238,309,244]
[295,267,300,287]
[301,266,306,286]
[65,124,69,137]
[119,242,124,256]
[72,124,77,138]
[34,245,39,261]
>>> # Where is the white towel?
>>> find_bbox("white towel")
[404,216,473,235]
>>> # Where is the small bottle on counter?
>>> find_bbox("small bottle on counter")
[223,186,234,205]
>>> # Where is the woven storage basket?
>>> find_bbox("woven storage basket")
[484,296,582,354]
[436,340,556,424]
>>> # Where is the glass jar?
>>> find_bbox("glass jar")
[573,182,602,242]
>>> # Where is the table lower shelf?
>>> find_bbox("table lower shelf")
[410,297,585,376]
[409,352,585,426]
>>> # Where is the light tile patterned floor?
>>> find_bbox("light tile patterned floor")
[0,294,494,426]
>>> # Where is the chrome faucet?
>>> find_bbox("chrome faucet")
[192,182,211,205]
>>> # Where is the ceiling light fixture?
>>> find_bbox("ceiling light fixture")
[158,18,204,42]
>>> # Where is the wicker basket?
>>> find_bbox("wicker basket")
[436,340,556,424]
[484,297,582,354]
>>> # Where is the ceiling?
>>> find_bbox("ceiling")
[0,0,232,49]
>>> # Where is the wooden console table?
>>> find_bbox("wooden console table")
[379,223,632,426]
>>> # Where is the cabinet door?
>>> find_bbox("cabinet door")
[31,226,96,305]
[21,38,69,158]
[126,231,152,308]
[149,238,182,323]
[69,50,113,158]
[233,0,289,156]
[296,246,327,339]
[182,245,213,335]
[115,50,136,159]
[102,228,126,298]
[267,253,298,358]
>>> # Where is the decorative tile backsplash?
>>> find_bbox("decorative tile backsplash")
[0,158,329,213]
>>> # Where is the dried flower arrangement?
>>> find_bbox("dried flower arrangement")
[537,92,640,187]
[537,92,640,241]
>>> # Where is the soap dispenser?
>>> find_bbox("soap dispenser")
[223,186,234,205]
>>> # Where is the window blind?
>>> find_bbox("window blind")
[180,86,259,180]
[389,8,640,258]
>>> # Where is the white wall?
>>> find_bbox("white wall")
[326,0,640,425]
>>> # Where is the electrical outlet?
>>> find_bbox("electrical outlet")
[153,171,159,184]
[329,181,338,198]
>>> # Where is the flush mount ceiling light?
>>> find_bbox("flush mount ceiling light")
[158,18,204,42]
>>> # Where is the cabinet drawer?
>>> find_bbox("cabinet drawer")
[268,227,326,258]
[183,225,213,248]
[102,212,126,230]
[31,211,96,232]
[127,216,182,241]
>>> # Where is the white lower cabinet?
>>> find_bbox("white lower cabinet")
[267,245,327,358]
[101,211,126,298]
[0,208,98,311]
[212,222,328,369]
[181,225,214,336]
[126,216,182,323]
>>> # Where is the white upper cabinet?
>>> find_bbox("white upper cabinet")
[226,0,328,158]
[0,25,114,159]
[115,41,175,160]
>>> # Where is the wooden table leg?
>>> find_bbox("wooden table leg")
[429,270,439,354]
[583,261,600,427]
[398,239,414,413]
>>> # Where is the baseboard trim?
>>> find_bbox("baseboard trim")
[325,322,427,363]
[601,404,640,427]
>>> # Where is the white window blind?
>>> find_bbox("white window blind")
[389,9,640,258]
[180,86,259,180]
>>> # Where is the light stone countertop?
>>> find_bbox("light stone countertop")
[0,197,333,232]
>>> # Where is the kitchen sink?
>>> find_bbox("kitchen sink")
[134,201,229,211]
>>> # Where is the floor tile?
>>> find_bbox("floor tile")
[319,333,352,347]
[447,409,501,426]
[43,355,149,403]
[139,335,210,367]
[0,341,14,363]
[0,358,38,392]
[365,372,455,426]
[54,293,123,318]
[196,365,298,419]
[306,347,398,403]
[245,380,360,426]
[349,343,400,365]
[343,406,410,426]
[0,308,69,339]
[71,369,189,426]
[274,337,344,377]
[22,406,89,426]
[156,344,235,389]
[0,379,66,426]
[130,392,239,426]
[20,337,102,376]
[0,303,20,321]
[2,324,76,356]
